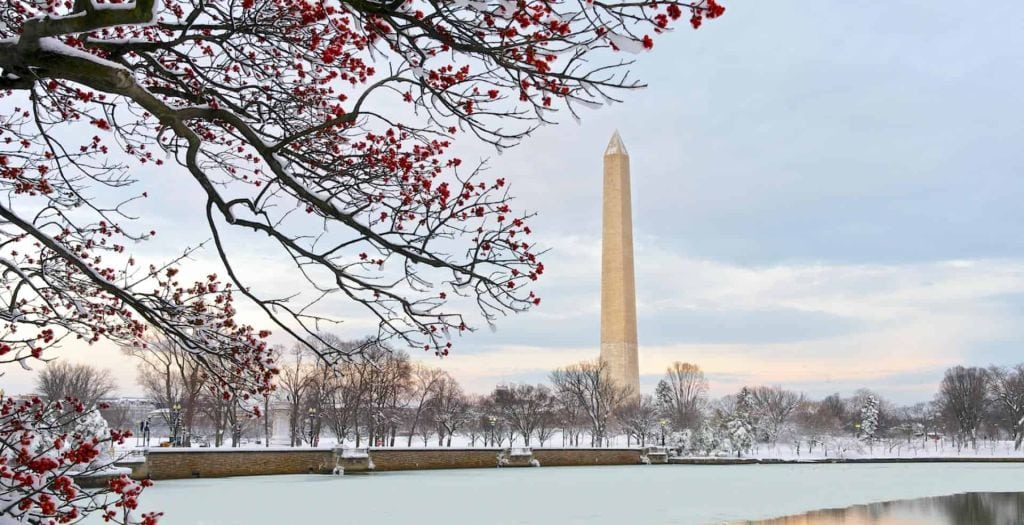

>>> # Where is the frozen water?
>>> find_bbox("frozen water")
[86,463,1024,524]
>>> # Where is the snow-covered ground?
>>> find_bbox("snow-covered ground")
[114,436,1024,460]
[85,463,1024,524]
[715,437,1024,460]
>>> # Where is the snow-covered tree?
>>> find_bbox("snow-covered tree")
[859,394,879,442]
[429,373,470,447]
[1,396,158,524]
[616,394,658,446]
[495,384,555,447]
[988,364,1024,450]
[725,387,755,457]
[550,360,632,447]
[655,362,708,431]
[0,0,727,368]
[691,422,721,456]
[1,0,726,518]
[936,366,990,449]
[723,417,753,457]
[748,386,803,444]
[667,428,693,454]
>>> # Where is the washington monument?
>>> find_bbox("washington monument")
[600,131,640,395]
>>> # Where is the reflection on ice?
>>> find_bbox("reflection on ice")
[744,492,1024,525]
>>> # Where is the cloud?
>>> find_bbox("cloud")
[408,237,1024,403]
[153,232,1024,406]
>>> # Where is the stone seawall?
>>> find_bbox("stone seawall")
[136,449,1024,480]
[370,448,500,471]
[533,448,642,467]
[142,447,644,479]
[145,449,334,480]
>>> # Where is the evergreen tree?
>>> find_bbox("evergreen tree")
[727,387,756,457]
[694,421,720,456]
[725,418,753,457]
[860,395,880,441]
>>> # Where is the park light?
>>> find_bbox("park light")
[307,407,319,447]
[171,403,184,447]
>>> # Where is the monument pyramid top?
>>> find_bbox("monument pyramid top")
[604,130,628,156]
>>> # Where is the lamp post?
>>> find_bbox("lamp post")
[307,408,318,447]
[659,419,669,446]
[171,403,182,447]
[373,409,385,447]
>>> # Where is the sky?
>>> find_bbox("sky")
[5,0,1024,404]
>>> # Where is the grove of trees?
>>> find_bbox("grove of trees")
[103,347,1024,460]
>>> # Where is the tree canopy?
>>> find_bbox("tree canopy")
[0,0,723,521]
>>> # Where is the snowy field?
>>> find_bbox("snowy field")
[121,437,1024,460]
[88,463,1024,524]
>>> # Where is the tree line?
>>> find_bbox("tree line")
[31,343,1024,454]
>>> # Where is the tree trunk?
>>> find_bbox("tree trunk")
[264,401,272,447]
[183,408,197,447]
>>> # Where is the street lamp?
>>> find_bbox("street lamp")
[307,408,318,447]
[373,409,385,447]
[659,419,669,446]
[171,403,182,447]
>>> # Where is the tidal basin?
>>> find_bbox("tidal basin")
[89,463,1024,524]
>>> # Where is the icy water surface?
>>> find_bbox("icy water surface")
[743,491,1024,524]
[93,463,1024,524]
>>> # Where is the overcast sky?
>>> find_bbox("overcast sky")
[5,1,1024,404]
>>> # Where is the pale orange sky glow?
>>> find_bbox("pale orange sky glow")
[5,246,1021,404]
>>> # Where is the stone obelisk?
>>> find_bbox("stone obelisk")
[600,131,640,395]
